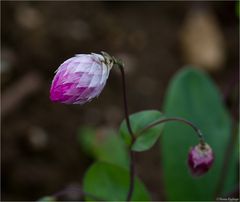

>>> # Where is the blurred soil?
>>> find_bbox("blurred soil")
[1,1,239,201]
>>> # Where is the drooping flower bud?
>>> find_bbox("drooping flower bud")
[50,53,113,104]
[188,143,214,176]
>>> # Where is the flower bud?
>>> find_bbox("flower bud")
[50,53,113,104]
[188,143,214,176]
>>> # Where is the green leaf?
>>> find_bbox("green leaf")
[120,110,165,152]
[78,127,129,168]
[83,162,151,201]
[161,67,238,200]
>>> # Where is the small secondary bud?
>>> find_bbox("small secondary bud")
[188,143,214,176]
[50,53,113,104]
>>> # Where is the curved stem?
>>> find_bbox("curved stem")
[113,56,206,201]
[137,117,205,144]
[117,63,134,138]
[115,61,135,201]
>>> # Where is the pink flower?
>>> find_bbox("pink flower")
[188,143,214,176]
[50,53,113,104]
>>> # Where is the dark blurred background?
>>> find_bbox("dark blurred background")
[1,1,239,201]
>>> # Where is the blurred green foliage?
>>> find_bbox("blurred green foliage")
[83,162,151,201]
[78,127,129,168]
[161,67,238,200]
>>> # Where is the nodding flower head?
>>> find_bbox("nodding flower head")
[50,53,114,104]
[188,143,214,176]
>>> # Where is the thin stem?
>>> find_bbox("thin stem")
[118,63,134,138]
[137,117,205,144]
[126,150,135,201]
[114,57,206,201]
[115,61,135,202]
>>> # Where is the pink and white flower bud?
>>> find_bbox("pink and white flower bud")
[188,143,214,176]
[50,53,113,104]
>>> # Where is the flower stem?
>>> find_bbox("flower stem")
[127,149,135,201]
[117,63,134,138]
[137,117,205,144]
[115,61,135,202]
